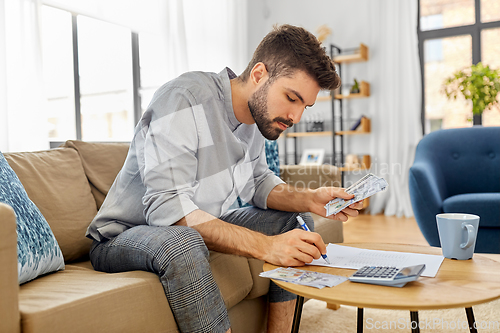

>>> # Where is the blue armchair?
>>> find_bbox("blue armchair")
[409,127,500,253]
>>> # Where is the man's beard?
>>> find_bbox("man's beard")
[248,81,293,140]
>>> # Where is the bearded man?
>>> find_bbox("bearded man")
[87,24,363,333]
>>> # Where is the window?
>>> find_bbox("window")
[41,6,169,144]
[419,0,500,132]
[481,27,500,126]
[423,35,472,130]
[77,16,134,141]
[481,0,500,23]
[41,6,76,142]
[138,32,170,112]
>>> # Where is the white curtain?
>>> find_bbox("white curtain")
[183,0,248,75]
[367,0,423,218]
[0,0,48,152]
[162,0,189,78]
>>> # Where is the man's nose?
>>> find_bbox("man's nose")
[288,108,304,124]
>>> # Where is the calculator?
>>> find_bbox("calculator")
[348,264,426,288]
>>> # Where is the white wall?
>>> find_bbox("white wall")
[246,0,378,166]
[0,0,8,151]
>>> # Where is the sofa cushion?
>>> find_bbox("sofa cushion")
[208,252,255,309]
[18,265,178,333]
[5,148,97,262]
[18,252,257,333]
[443,193,500,227]
[245,258,270,299]
[62,140,130,210]
[0,152,65,284]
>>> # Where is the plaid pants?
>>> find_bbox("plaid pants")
[90,207,314,333]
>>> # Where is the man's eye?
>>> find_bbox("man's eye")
[287,95,296,102]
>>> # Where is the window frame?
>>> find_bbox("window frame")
[418,0,500,132]
[48,10,142,146]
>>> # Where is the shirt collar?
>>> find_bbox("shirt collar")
[219,67,241,131]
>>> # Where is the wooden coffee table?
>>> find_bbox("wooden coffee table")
[263,243,500,333]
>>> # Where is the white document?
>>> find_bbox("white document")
[309,244,444,278]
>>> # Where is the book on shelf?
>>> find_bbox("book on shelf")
[350,115,366,131]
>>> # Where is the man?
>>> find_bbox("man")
[88,24,363,333]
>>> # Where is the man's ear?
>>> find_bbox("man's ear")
[250,62,268,86]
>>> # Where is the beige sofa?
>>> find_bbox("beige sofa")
[0,140,342,333]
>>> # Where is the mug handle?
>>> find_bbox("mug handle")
[460,223,476,249]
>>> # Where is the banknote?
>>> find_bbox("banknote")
[325,173,388,216]
[259,267,347,289]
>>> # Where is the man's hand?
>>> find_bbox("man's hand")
[268,184,364,222]
[176,210,327,267]
[309,187,364,221]
[263,229,326,266]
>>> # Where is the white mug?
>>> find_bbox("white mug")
[436,213,480,260]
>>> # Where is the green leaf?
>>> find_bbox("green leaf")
[442,62,500,115]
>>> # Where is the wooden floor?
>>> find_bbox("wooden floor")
[342,213,428,245]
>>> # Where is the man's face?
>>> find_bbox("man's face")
[248,70,320,140]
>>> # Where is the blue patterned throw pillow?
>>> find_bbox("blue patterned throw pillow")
[0,152,64,284]
[264,139,280,178]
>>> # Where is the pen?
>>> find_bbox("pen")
[296,216,331,264]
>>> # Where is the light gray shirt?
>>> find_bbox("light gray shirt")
[87,68,284,241]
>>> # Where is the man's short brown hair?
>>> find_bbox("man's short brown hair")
[239,24,340,90]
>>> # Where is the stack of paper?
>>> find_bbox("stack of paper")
[308,244,445,278]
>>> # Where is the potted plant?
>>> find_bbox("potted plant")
[442,62,500,125]
[350,78,360,94]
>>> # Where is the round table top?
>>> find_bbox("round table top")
[263,243,500,311]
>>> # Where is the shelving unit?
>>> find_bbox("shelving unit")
[331,43,371,187]
[284,43,371,189]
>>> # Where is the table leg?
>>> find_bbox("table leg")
[410,311,420,333]
[357,308,364,333]
[465,307,478,333]
[291,296,304,333]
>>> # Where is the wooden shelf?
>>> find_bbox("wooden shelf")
[336,117,371,135]
[333,43,368,64]
[316,95,332,102]
[286,131,332,138]
[334,81,370,99]
[316,81,370,102]
[287,118,370,138]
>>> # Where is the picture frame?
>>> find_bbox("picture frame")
[299,149,325,165]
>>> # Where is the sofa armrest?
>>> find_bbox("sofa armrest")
[279,165,341,189]
[0,203,20,333]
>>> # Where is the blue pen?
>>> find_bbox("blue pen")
[296,216,331,264]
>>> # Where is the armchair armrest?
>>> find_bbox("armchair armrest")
[0,202,20,333]
[409,161,447,247]
[279,165,341,189]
